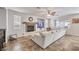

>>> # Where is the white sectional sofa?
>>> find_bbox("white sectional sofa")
[32,29,66,49]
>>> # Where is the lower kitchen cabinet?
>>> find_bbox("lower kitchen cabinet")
[0,29,5,51]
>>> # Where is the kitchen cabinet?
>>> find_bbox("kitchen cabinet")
[0,29,5,50]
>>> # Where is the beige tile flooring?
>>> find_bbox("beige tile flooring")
[3,35,79,51]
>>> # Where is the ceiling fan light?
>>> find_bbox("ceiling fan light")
[47,14,51,16]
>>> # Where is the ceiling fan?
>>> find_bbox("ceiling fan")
[36,7,56,16]
[47,10,56,16]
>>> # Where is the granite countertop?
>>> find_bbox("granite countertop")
[0,29,5,31]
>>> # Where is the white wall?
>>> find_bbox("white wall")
[67,24,79,36]
[0,8,6,29]
[66,14,79,36]
[60,14,79,36]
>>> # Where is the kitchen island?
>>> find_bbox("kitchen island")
[31,29,66,48]
[23,29,66,49]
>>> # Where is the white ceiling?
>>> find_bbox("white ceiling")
[7,7,79,17]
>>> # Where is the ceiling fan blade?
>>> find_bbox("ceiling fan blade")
[51,12,56,16]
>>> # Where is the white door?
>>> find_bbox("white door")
[13,15,21,37]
